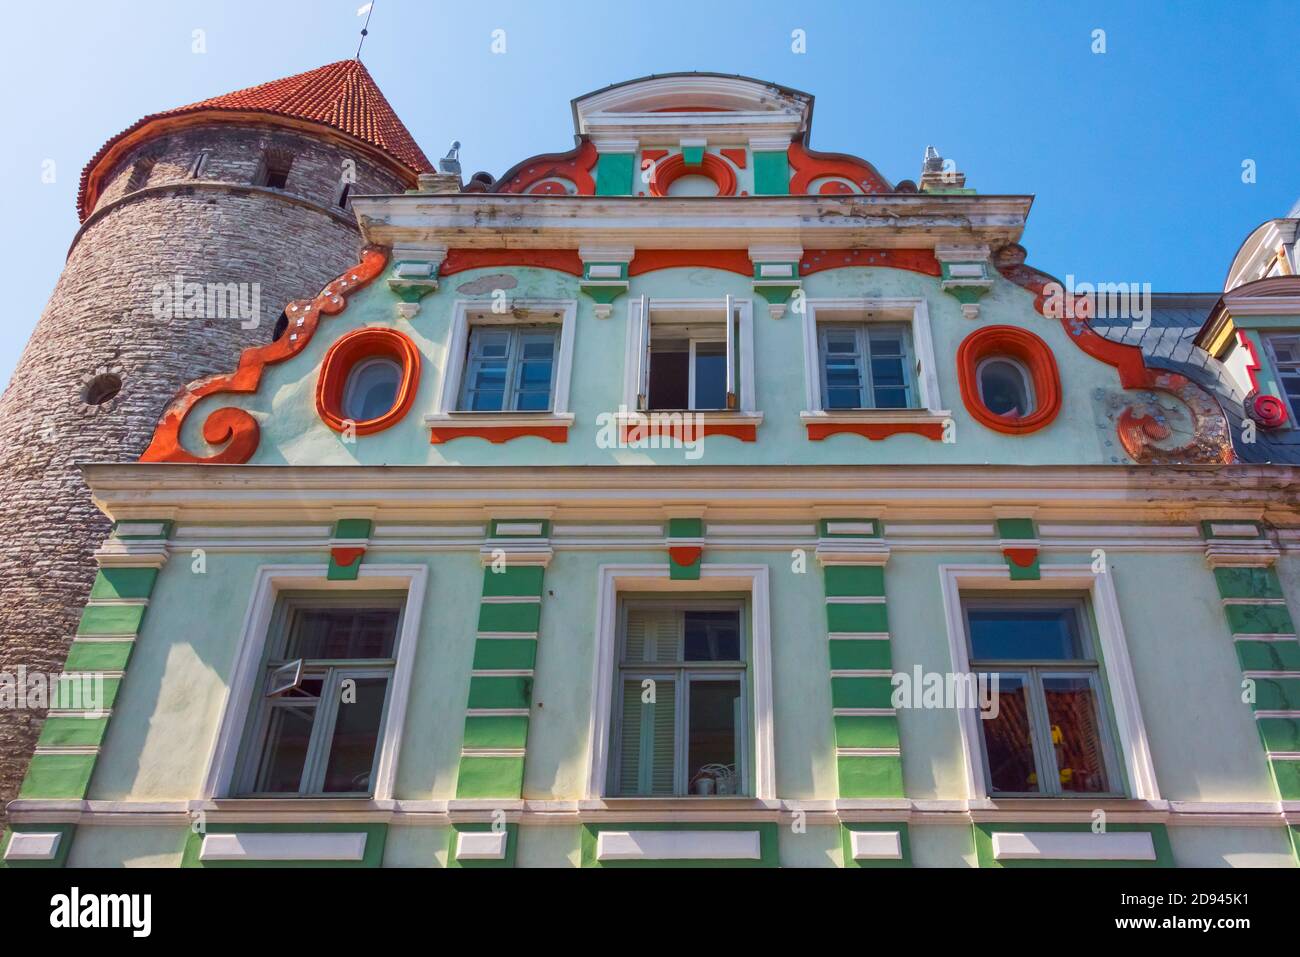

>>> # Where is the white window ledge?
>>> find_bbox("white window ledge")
[800,410,951,426]
[991,830,1156,862]
[424,412,576,429]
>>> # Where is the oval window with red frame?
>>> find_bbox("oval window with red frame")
[316,327,421,435]
[957,326,1062,434]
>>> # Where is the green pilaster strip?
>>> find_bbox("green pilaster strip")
[1224,603,1295,635]
[477,601,541,633]
[462,714,530,750]
[333,518,373,540]
[837,755,904,798]
[0,824,75,869]
[830,676,894,711]
[181,823,389,868]
[64,640,133,673]
[472,638,537,671]
[595,152,635,196]
[54,675,120,710]
[1235,639,1300,672]
[456,756,525,799]
[89,567,157,600]
[826,602,889,633]
[668,518,704,539]
[1251,677,1300,712]
[457,556,548,799]
[450,823,518,868]
[824,565,885,597]
[1214,565,1283,600]
[1273,760,1300,800]
[828,638,893,671]
[77,603,145,636]
[841,823,911,868]
[996,518,1037,540]
[752,151,790,195]
[580,822,779,868]
[834,714,899,749]
[1256,717,1300,752]
[467,675,532,711]
[37,715,109,749]
[19,753,96,799]
[972,822,1173,868]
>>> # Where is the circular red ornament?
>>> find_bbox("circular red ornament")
[1247,391,1288,429]
[647,152,737,197]
[316,327,421,436]
[956,325,1063,434]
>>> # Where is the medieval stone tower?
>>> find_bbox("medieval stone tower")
[0,59,431,815]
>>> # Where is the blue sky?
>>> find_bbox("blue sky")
[1,0,1295,388]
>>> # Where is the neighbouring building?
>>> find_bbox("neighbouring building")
[2,69,1299,868]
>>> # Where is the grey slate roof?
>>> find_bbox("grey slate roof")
[1091,294,1300,464]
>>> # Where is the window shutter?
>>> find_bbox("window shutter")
[623,609,680,663]
[635,294,651,410]
[724,294,737,409]
[617,676,677,796]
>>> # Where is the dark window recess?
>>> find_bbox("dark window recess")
[258,150,294,190]
[125,158,155,193]
[83,373,122,406]
[271,311,289,341]
[337,183,352,208]
[188,150,210,178]
[647,340,690,409]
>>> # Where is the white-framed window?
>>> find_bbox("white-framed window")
[800,298,945,417]
[458,325,559,412]
[818,322,915,410]
[938,564,1159,802]
[234,595,402,797]
[343,356,402,421]
[610,600,748,797]
[976,355,1035,418]
[430,299,577,425]
[962,597,1121,797]
[585,564,774,801]
[1264,333,1300,422]
[201,565,428,802]
[623,297,757,414]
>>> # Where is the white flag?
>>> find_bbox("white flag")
[357,2,372,15]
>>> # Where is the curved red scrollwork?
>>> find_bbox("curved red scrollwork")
[992,244,1234,464]
[140,245,390,464]
[492,140,598,196]
[787,135,892,196]
[646,152,738,197]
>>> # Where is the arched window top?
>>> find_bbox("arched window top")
[977,356,1035,419]
[342,356,402,423]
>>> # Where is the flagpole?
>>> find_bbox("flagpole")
[356,2,376,60]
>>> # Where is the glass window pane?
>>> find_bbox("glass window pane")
[343,358,400,422]
[979,674,1039,793]
[967,606,1082,660]
[872,387,909,409]
[870,356,907,386]
[684,610,741,661]
[826,387,863,410]
[979,358,1032,417]
[255,704,315,793]
[1042,675,1109,793]
[687,679,741,796]
[321,677,388,793]
[693,341,727,410]
[823,329,858,354]
[285,607,400,660]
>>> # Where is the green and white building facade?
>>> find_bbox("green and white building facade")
[5,73,1300,869]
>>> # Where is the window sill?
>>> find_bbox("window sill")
[801,409,950,441]
[581,797,775,814]
[425,411,574,444]
[615,410,764,442]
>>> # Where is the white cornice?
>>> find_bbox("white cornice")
[352,193,1032,251]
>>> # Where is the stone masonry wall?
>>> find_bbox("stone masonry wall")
[0,122,410,818]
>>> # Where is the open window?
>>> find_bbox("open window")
[630,296,751,413]
[234,596,402,797]
[609,600,748,797]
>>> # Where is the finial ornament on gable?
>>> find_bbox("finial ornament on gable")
[439,141,462,176]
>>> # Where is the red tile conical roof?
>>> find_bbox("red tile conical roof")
[78,59,432,220]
